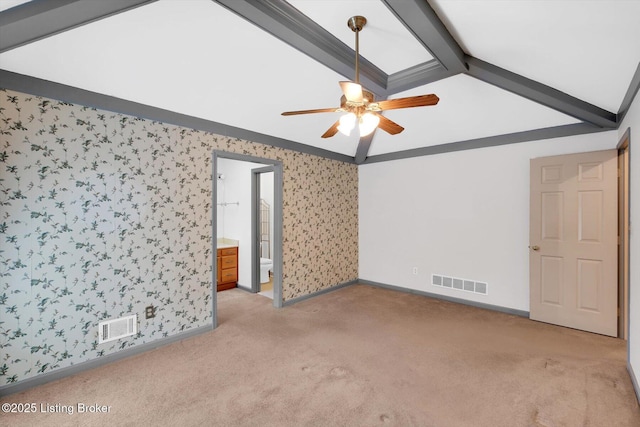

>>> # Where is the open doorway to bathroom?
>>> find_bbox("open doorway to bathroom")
[212,151,283,328]
[252,166,275,298]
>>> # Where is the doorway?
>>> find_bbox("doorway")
[212,151,283,329]
[252,166,275,297]
[529,150,618,336]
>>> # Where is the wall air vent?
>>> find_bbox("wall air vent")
[98,314,137,344]
[432,274,488,296]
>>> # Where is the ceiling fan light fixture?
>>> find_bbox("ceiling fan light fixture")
[359,112,380,137]
[338,112,356,136]
[280,15,439,139]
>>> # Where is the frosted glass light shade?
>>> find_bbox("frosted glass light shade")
[337,112,356,136]
[358,113,380,136]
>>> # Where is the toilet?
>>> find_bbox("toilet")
[260,258,273,283]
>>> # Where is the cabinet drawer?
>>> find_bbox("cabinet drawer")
[220,247,237,256]
[221,269,237,282]
[221,255,237,268]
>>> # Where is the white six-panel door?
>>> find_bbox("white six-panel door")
[530,150,618,336]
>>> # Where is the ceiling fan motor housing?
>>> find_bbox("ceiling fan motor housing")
[340,89,376,111]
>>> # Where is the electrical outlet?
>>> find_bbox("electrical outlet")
[412,267,418,275]
[145,305,156,319]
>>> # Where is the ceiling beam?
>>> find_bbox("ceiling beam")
[362,123,612,164]
[354,133,375,165]
[617,62,640,124]
[350,0,469,161]
[0,0,157,54]
[386,60,455,94]
[380,0,467,74]
[465,56,617,129]
[213,0,389,97]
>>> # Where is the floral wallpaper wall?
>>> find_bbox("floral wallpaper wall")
[0,88,358,386]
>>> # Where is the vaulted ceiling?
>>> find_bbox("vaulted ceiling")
[1,0,639,164]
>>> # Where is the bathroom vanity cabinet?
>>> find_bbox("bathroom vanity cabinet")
[217,247,238,291]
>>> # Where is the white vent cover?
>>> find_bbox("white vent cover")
[98,314,137,344]
[432,274,488,295]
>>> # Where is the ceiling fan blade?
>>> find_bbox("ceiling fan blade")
[321,120,340,138]
[375,113,404,135]
[281,108,337,116]
[376,94,439,111]
[339,81,363,103]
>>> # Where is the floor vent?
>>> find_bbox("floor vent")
[98,314,137,344]
[432,274,488,295]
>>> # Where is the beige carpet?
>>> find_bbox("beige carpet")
[2,284,639,426]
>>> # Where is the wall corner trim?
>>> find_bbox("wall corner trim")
[0,324,213,398]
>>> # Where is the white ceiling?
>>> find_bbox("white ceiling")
[1,0,639,162]
[288,0,434,74]
[430,0,640,113]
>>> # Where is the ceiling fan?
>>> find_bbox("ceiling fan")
[281,15,439,139]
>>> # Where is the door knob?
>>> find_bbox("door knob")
[529,245,540,251]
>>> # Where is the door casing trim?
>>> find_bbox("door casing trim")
[212,151,284,328]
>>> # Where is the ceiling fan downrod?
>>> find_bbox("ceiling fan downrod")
[347,16,367,85]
